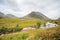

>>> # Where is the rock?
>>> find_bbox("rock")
[21,27,35,32]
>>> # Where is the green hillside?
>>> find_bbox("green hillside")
[0,17,60,40]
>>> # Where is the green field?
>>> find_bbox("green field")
[0,18,46,28]
[0,17,60,40]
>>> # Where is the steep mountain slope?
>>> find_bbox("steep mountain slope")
[24,12,50,20]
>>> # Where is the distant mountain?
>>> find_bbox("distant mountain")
[6,14,17,18]
[24,12,50,20]
[0,12,17,18]
[0,12,5,17]
[57,18,60,20]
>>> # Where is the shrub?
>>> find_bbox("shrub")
[0,17,3,19]
[34,34,41,40]
[0,24,23,35]
[0,26,8,34]
[51,30,60,40]
[13,24,22,32]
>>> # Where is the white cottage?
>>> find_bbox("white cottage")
[45,22,58,28]
[40,22,58,28]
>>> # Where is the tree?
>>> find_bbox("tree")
[35,23,41,29]
[0,26,8,34]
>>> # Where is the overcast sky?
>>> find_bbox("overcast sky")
[0,0,60,19]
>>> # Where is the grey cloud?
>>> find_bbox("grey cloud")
[0,0,21,12]
[13,0,60,18]
[7,0,21,11]
[0,0,60,19]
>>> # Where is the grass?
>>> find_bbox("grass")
[0,18,46,28]
[0,26,60,40]
[0,17,60,40]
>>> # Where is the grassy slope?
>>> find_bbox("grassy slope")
[0,18,60,40]
[0,18,46,28]
[0,26,60,40]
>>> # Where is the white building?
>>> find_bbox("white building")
[40,22,58,28]
[46,22,58,28]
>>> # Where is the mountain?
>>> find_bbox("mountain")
[57,18,60,20]
[6,14,17,18]
[24,12,50,20]
[0,12,5,17]
[0,12,17,18]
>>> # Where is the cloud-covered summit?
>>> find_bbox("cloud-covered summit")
[0,0,60,19]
